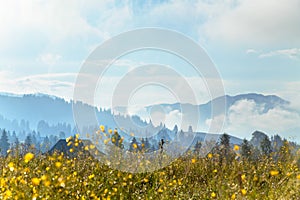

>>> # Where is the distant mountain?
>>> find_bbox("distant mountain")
[115,93,290,130]
[0,92,290,144]
[0,92,289,134]
[1,92,297,155]
[0,93,160,138]
[0,93,74,128]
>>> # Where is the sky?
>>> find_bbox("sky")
[0,0,300,139]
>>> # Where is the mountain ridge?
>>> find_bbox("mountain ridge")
[0,92,292,140]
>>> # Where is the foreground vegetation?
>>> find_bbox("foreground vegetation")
[1,138,300,200]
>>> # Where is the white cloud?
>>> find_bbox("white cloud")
[201,0,300,47]
[0,72,76,100]
[0,1,132,58]
[259,48,300,59]
[37,53,62,66]
[165,110,182,130]
[277,81,300,112]
[217,99,300,140]
[205,114,226,133]
[246,49,259,54]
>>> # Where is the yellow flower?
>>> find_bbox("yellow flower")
[213,169,217,173]
[23,167,30,174]
[296,174,300,179]
[233,145,239,151]
[253,176,258,181]
[44,180,51,187]
[108,129,113,134]
[58,177,65,187]
[24,152,34,163]
[5,190,12,197]
[191,158,196,164]
[69,148,74,153]
[231,193,236,199]
[157,188,163,193]
[241,174,246,181]
[41,175,47,181]
[132,143,138,149]
[88,174,95,179]
[55,162,62,168]
[8,162,14,171]
[66,136,72,142]
[100,125,105,132]
[128,174,133,179]
[241,189,247,196]
[270,170,279,176]
[32,178,40,186]
[143,178,149,183]
[211,192,216,198]
[207,153,213,158]
[60,182,66,188]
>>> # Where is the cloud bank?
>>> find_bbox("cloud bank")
[206,99,300,141]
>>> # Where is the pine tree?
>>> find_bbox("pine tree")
[241,139,252,159]
[11,131,17,144]
[260,136,272,156]
[144,138,151,152]
[220,133,230,149]
[129,137,139,152]
[278,139,291,162]
[24,134,32,152]
[13,137,20,156]
[173,125,178,133]
[111,130,123,149]
[218,133,231,162]
[141,138,151,152]
[59,131,66,139]
[188,125,193,133]
[194,141,202,154]
[0,129,10,156]
[41,136,51,153]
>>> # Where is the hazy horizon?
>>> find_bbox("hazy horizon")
[0,1,299,141]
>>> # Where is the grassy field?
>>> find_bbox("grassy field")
[0,136,300,200]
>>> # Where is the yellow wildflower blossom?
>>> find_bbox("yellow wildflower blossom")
[234,145,239,151]
[270,170,279,176]
[211,192,216,198]
[24,152,34,163]
[32,178,40,186]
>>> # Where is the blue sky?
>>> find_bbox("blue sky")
[0,0,300,139]
[0,1,299,99]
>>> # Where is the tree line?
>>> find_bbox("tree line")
[0,128,66,156]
